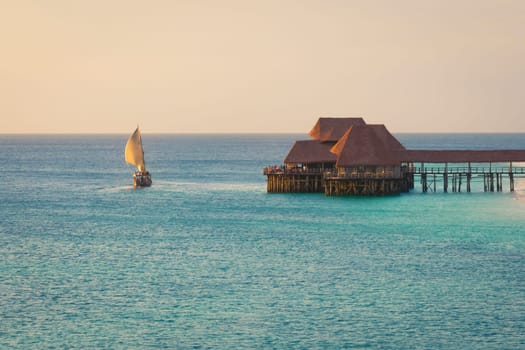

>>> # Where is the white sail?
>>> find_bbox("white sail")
[125,127,146,172]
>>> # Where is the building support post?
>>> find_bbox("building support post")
[467,162,471,193]
[489,162,494,192]
[444,163,448,193]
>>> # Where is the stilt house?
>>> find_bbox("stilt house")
[265,117,525,195]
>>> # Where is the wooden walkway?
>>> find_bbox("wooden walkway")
[264,165,525,195]
[410,166,525,193]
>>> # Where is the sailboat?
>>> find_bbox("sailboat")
[125,126,152,187]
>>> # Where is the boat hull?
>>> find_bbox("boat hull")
[133,172,152,187]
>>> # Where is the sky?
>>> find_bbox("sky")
[1,0,525,134]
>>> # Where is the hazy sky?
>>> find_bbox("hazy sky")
[2,0,525,133]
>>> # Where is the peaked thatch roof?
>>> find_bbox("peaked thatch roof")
[330,125,407,166]
[308,117,366,142]
[281,117,525,167]
[284,140,337,164]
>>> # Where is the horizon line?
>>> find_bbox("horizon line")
[2,131,525,136]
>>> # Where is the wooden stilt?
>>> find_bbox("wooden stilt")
[443,163,448,193]
[467,162,471,193]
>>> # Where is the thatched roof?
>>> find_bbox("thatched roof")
[285,117,525,167]
[402,150,525,163]
[308,117,366,142]
[284,140,337,164]
[330,125,407,166]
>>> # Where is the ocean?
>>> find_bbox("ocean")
[1,133,524,349]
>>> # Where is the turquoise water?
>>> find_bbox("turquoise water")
[1,134,525,349]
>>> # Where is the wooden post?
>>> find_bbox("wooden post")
[509,162,514,192]
[467,162,471,193]
[444,163,448,193]
[488,162,493,192]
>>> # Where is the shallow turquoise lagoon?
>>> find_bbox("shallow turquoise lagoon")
[1,134,524,349]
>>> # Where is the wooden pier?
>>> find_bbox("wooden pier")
[264,165,525,196]
[413,165,525,193]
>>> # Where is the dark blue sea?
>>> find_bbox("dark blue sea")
[1,133,525,349]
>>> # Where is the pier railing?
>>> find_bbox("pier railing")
[410,166,525,174]
[265,165,525,176]
[263,166,324,175]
